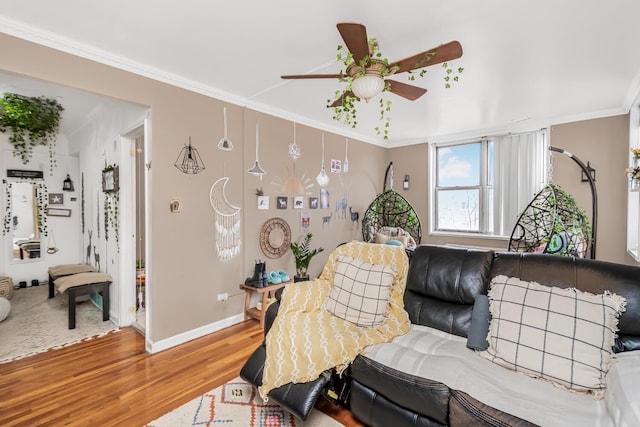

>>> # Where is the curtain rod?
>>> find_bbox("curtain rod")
[480,128,548,140]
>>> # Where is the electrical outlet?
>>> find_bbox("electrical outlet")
[217,293,228,302]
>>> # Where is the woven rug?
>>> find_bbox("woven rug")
[144,377,343,427]
[0,285,120,364]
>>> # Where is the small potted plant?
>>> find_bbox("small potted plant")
[290,233,324,282]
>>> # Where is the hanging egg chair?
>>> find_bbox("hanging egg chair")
[508,183,591,258]
[361,162,422,246]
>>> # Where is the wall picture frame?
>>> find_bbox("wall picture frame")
[102,166,119,193]
[48,193,64,205]
[47,208,71,217]
[276,196,288,209]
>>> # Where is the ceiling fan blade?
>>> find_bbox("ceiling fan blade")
[328,90,355,108]
[389,41,463,74]
[336,23,370,64]
[281,74,343,79]
[386,80,427,101]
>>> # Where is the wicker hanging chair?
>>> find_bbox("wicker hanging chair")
[361,162,422,245]
[508,183,591,258]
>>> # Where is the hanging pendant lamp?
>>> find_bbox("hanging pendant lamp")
[248,122,267,177]
[343,138,349,173]
[175,136,206,174]
[217,107,233,151]
[288,122,301,161]
[316,134,330,187]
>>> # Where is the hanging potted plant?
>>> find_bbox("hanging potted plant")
[0,93,64,173]
[290,232,324,282]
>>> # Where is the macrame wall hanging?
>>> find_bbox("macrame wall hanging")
[209,177,241,261]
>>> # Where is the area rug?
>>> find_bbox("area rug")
[0,285,120,364]
[144,377,343,427]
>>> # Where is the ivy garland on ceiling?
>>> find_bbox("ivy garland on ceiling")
[0,93,64,175]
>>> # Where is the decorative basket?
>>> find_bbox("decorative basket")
[0,276,14,300]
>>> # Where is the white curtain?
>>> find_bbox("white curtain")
[493,130,548,236]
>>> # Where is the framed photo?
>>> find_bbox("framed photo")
[276,196,288,209]
[47,208,71,217]
[257,196,269,210]
[102,166,119,193]
[48,193,64,205]
[309,197,318,209]
[293,196,304,209]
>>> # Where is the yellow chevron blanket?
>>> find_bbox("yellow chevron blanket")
[259,241,410,398]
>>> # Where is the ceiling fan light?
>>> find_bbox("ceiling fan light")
[351,74,385,102]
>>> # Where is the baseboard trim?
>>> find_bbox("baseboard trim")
[146,313,246,354]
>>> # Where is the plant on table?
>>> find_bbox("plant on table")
[290,232,324,281]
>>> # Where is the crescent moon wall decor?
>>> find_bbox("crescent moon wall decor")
[210,177,242,261]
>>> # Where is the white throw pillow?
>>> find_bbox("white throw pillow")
[479,275,626,399]
[323,254,396,327]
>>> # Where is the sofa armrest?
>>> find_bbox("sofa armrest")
[264,299,280,334]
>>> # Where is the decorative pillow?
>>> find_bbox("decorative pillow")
[466,294,491,351]
[323,254,396,327]
[479,275,626,399]
[374,232,407,247]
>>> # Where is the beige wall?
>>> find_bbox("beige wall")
[550,115,630,264]
[390,115,633,263]
[0,33,386,344]
[0,32,635,349]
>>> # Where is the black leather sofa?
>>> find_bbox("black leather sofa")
[241,244,640,426]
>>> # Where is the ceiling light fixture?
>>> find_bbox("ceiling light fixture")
[316,134,329,187]
[350,73,385,102]
[175,137,205,174]
[248,122,267,177]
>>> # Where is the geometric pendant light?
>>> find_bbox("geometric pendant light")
[175,136,206,174]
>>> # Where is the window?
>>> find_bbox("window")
[433,130,548,237]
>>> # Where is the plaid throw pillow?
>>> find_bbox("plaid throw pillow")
[480,275,626,399]
[323,254,396,327]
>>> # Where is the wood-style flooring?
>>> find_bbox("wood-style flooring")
[0,320,364,427]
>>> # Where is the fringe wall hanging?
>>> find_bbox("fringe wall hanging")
[209,177,241,261]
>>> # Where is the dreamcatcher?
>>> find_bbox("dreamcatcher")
[209,177,241,260]
[508,183,591,258]
[361,162,422,245]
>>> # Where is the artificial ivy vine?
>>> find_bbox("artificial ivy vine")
[2,179,48,236]
[105,192,119,251]
[0,93,64,175]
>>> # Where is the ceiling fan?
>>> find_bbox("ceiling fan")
[281,22,463,107]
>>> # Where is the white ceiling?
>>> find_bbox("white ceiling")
[1,0,640,146]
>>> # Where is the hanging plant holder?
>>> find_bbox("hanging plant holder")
[0,93,63,173]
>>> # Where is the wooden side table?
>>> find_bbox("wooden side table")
[240,280,291,329]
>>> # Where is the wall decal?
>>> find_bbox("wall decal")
[294,196,303,209]
[258,196,269,210]
[322,212,333,228]
[335,193,348,220]
[309,197,318,209]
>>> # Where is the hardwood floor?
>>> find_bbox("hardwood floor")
[0,320,364,427]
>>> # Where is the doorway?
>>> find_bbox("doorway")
[128,129,147,334]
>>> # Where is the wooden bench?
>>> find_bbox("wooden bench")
[53,272,112,329]
[48,264,94,298]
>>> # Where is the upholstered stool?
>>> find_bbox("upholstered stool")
[0,276,14,300]
[48,264,94,298]
[54,272,111,329]
[0,297,10,322]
